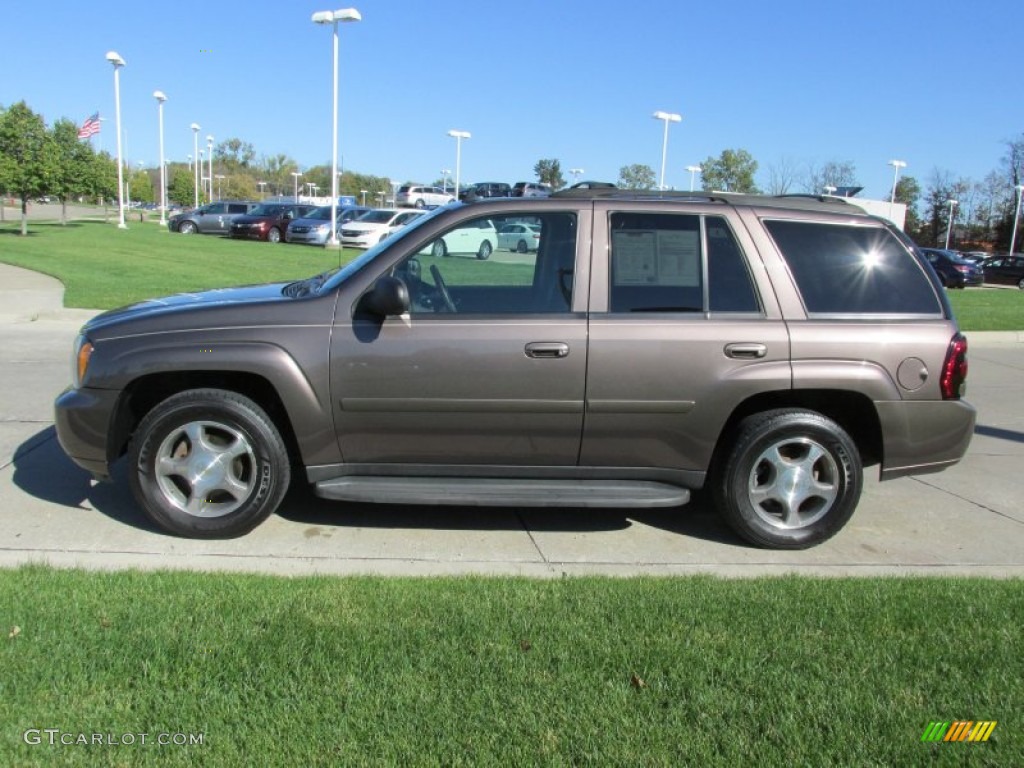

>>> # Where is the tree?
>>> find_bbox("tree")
[802,160,858,194]
[167,166,194,207]
[215,138,256,170]
[617,164,656,190]
[49,118,98,224]
[534,159,565,190]
[700,149,759,193]
[0,101,52,235]
[764,155,801,195]
[894,175,922,238]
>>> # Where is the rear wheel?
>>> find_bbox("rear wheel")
[432,239,448,258]
[415,199,426,209]
[713,409,862,549]
[128,389,290,539]
[476,240,493,260]
[1018,277,1024,290]
[516,239,528,253]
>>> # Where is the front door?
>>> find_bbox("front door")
[330,209,588,467]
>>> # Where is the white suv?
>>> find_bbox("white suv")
[395,185,454,209]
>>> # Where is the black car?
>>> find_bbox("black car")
[981,254,1024,289]
[920,248,983,289]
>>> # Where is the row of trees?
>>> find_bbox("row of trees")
[4,99,1022,249]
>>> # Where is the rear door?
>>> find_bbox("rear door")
[580,202,790,475]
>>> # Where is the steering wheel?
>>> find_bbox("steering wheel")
[429,264,457,313]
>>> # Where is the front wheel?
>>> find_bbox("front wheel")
[128,389,290,539]
[178,221,197,235]
[267,227,281,243]
[712,409,862,549]
[1017,277,1024,290]
[431,239,448,258]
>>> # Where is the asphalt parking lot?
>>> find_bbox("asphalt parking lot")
[1,265,1022,577]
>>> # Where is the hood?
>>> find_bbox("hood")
[84,282,295,333]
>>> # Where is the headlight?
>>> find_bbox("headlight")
[314,224,329,233]
[72,334,94,388]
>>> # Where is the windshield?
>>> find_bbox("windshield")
[319,205,452,293]
[306,206,331,220]
[357,209,400,224]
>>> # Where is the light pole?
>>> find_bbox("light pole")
[206,135,214,200]
[570,167,584,185]
[440,169,451,194]
[190,123,200,207]
[823,185,837,196]
[652,110,682,190]
[106,51,127,229]
[153,91,167,226]
[686,164,702,192]
[257,181,267,199]
[291,171,303,202]
[944,199,959,249]
[313,7,362,245]
[447,129,470,200]
[1011,185,1024,254]
[199,149,206,201]
[360,189,368,205]
[214,174,225,200]
[888,159,907,221]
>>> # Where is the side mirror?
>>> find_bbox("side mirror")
[361,276,409,317]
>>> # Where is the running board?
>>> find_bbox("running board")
[314,477,690,508]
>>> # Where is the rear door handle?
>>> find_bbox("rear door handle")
[525,342,570,359]
[724,343,767,359]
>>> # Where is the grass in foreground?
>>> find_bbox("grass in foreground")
[1,567,1020,766]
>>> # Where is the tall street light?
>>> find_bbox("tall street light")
[1010,185,1024,254]
[652,110,682,190]
[206,135,214,200]
[448,129,470,200]
[214,174,225,200]
[440,169,451,193]
[686,164,702,192]
[291,171,303,202]
[190,123,201,207]
[313,7,362,246]
[257,181,267,198]
[944,199,959,249]
[570,167,584,185]
[153,91,167,226]
[888,159,907,222]
[105,51,127,229]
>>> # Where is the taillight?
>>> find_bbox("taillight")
[940,333,968,400]
[955,265,970,273]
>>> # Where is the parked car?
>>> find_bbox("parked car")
[340,209,426,248]
[920,248,983,288]
[511,182,552,198]
[168,201,258,235]
[981,253,1024,289]
[285,205,372,246]
[496,222,542,253]
[459,182,512,201]
[229,203,317,243]
[55,189,975,549]
[395,185,454,209]
[958,250,989,265]
[423,217,498,259]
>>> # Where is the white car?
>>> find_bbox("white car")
[496,222,541,253]
[340,209,425,248]
[395,185,455,209]
[423,218,498,260]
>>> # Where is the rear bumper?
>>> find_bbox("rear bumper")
[54,386,120,480]
[877,399,976,480]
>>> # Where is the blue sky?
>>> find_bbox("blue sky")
[3,0,1022,199]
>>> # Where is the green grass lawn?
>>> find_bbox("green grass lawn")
[1,221,1019,330]
[1,567,1019,766]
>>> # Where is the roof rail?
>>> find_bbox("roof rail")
[551,187,728,202]
[774,193,853,206]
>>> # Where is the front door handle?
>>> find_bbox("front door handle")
[525,342,570,359]
[724,343,767,359]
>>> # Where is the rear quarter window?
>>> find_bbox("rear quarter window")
[764,220,941,315]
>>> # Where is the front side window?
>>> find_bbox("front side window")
[391,213,577,315]
[765,220,941,315]
[204,203,227,215]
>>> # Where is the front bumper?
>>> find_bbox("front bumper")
[54,386,121,480]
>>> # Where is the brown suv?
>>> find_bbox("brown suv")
[54,190,975,548]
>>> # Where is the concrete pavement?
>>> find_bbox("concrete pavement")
[1,263,1022,577]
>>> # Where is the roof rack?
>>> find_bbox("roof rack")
[551,187,729,202]
[774,193,853,206]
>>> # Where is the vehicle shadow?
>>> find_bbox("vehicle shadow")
[974,423,1024,445]
[12,427,743,546]
[10,428,162,534]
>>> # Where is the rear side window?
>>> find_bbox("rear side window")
[764,220,941,315]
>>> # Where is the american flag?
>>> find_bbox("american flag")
[77,112,101,139]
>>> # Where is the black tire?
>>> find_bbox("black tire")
[712,409,862,549]
[476,240,493,260]
[415,199,426,209]
[431,239,448,258]
[178,221,197,235]
[1017,277,1024,290]
[267,227,281,243]
[516,239,528,254]
[128,389,290,539]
